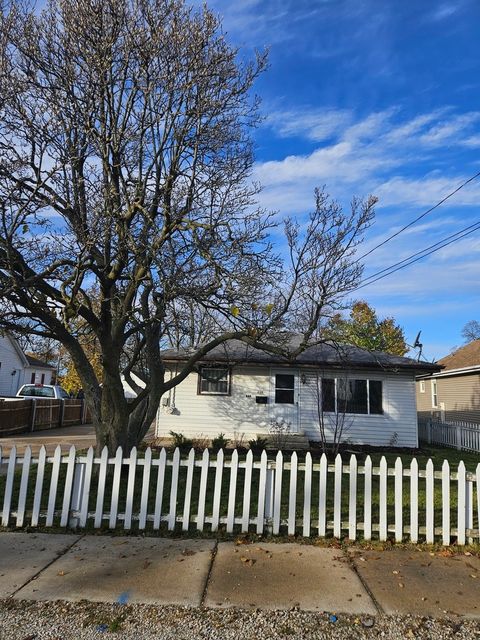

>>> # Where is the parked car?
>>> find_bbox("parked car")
[16,384,71,399]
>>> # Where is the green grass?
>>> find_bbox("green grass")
[0,444,478,541]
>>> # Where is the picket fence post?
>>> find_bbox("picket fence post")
[455,423,461,450]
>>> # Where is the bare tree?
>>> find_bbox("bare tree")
[0,0,376,453]
[314,372,353,456]
[462,320,480,343]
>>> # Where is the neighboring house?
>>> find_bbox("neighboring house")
[155,339,439,448]
[121,372,146,398]
[416,340,480,423]
[0,333,56,397]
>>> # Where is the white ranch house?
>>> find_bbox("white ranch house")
[0,332,56,397]
[155,340,440,448]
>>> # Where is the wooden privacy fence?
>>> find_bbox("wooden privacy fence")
[0,398,89,436]
[1,446,480,545]
[419,418,480,454]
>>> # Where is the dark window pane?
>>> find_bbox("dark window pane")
[322,378,335,412]
[275,374,294,390]
[34,387,54,397]
[20,386,33,396]
[199,367,229,394]
[369,380,383,414]
[338,379,367,414]
[275,388,295,404]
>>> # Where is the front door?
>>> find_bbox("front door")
[270,369,299,432]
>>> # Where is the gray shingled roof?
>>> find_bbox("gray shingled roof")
[161,339,441,373]
[25,354,56,369]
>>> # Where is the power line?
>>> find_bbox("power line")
[356,170,480,262]
[353,219,480,292]
[358,219,480,286]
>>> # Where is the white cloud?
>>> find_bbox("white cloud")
[254,107,480,213]
[419,112,480,146]
[373,175,480,207]
[266,108,352,142]
[429,3,462,21]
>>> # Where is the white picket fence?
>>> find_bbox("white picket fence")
[419,418,480,453]
[1,445,480,545]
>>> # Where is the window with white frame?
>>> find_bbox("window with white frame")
[419,380,425,393]
[198,366,230,395]
[321,378,383,415]
[431,379,438,407]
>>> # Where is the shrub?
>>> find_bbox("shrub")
[211,432,230,452]
[248,435,269,453]
[191,434,210,451]
[269,418,291,450]
[231,431,247,451]
[168,430,192,450]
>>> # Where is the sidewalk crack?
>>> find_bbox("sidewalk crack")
[344,547,384,615]
[200,540,218,608]
[9,533,85,599]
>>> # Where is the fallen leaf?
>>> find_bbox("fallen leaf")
[398,582,404,588]
[392,570,399,575]
[470,574,478,579]
[240,557,256,567]
[57,571,65,577]
[182,549,196,556]
[143,560,151,569]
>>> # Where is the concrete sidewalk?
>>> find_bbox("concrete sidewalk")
[1,532,479,619]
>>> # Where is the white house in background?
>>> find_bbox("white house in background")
[0,332,56,397]
[121,372,146,398]
[155,339,440,448]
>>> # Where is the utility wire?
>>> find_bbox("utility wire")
[359,219,480,285]
[354,219,480,292]
[356,170,480,262]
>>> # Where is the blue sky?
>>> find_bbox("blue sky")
[208,0,480,360]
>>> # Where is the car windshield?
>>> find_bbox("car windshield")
[20,385,55,398]
[59,388,70,399]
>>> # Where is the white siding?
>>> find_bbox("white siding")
[0,335,26,396]
[298,370,418,448]
[158,365,271,440]
[21,367,54,387]
[156,365,419,447]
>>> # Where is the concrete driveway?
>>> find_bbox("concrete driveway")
[0,424,97,455]
[0,424,157,455]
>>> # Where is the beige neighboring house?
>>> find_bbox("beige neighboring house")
[416,340,480,423]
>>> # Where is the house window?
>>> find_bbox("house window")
[419,380,425,393]
[41,373,45,384]
[322,378,383,415]
[30,372,35,384]
[275,373,295,404]
[431,380,438,408]
[198,366,230,395]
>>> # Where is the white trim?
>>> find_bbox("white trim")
[431,379,438,408]
[419,380,425,393]
[269,368,299,432]
[418,363,480,379]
